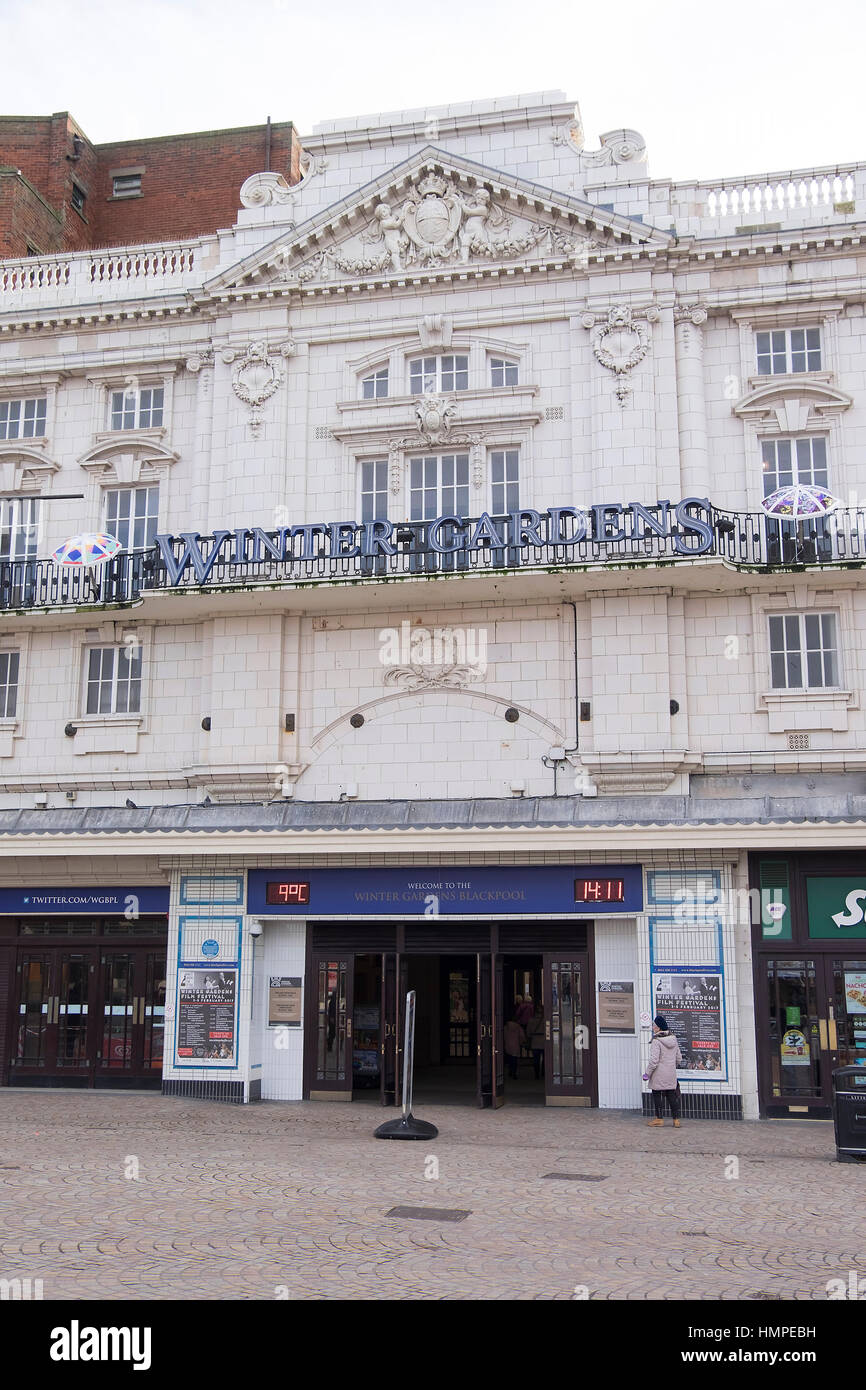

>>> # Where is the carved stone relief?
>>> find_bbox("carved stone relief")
[582,304,659,405]
[224,340,295,435]
[282,170,595,282]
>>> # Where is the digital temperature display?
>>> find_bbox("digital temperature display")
[265,881,311,905]
[574,878,625,904]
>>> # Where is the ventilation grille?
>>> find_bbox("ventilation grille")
[545,406,565,421]
[314,426,333,440]
[787,733,811,750]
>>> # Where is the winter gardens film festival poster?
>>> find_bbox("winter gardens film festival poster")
[652,972,724,1076]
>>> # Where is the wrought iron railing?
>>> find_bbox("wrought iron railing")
[3,508,865,611]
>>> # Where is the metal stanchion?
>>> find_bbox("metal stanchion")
[374,989,438,1140]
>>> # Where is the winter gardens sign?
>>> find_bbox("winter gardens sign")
[153,497,719,584]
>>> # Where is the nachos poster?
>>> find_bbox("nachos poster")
[652,971,725,1078]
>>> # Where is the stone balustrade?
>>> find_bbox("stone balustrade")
[0,236,213,312]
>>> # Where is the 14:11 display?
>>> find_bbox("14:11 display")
[574,878,625,903]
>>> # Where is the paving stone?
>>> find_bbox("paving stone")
[0,1093,863,1300]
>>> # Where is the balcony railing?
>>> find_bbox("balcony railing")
[0,236,212,310]
[2,508,865,611]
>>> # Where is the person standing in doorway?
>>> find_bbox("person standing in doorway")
[643,1014,683,1127]
[526,1001,545,1079]
[515,993,534,1029]
[503,1014,526,1080]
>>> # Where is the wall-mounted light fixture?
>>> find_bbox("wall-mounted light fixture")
[201,716,211,731]
[504,707,520,723]
[541,745,568,795]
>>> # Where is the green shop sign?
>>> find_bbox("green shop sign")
[806,877,866,939]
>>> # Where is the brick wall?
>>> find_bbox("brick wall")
[0,113,302,256]
[0,173,65,257]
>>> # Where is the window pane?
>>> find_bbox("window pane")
[770,652,787,688]
[756,332,771,373]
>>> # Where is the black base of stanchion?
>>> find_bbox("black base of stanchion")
[374,1113,439,1140]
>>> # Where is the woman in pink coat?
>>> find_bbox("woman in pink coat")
[643,1014,684,1127]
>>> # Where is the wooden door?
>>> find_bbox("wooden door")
[543,952,593,1103]
[306,954,354,1099]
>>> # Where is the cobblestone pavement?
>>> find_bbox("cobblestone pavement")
[0,1091,863,1301]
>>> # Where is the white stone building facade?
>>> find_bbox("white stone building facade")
[1,92,865,1119]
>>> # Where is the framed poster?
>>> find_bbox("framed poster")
[176,969,237,1064]
[652,971,726,1078]
[268,976,302,1028]
[597,981,635,1034]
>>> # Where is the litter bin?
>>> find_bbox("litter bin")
[832,1065,866,1162]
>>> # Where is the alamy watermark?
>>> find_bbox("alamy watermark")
[378,620,488,673]
[673,880,788,931]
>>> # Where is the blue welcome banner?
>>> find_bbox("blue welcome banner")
[248,865,643,917]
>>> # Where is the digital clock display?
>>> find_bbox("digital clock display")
[574,878,625,904]
[265,881,311,905]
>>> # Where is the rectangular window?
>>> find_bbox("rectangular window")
[0,498,39,561]
[409,355,469,395]
[0,398,47,440]
[85,646,142,715]
[0,651,20,719]
[104,486,159,550]
[409,454,470,521]
[112,174,142,197]
[71,184,86,215]
[490,358,519,387]
[490,449,520,513]
[109,386,164,431]
[761,436,828,495]
[359,459,389,522]
[756,327,821,375]
[768,612,839,690]
[361,368,389,400]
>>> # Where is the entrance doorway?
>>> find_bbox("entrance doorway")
[8,925,167,1087]
[304,923,596,1107]
[757,953,866,1115]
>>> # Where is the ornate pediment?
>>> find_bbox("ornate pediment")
[0,445,60,494]
[733,379,852,432]
[78,437,180,483]
[206,147,671,296]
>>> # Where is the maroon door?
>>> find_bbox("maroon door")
[305,954,354,1098]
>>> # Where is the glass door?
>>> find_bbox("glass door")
[14,952,55,1073]
[94,949,166,1085]
[14,950,97,1080]
[307,955,353,1098]
[830,958,866,1072]
[761,957,825,1107]
[543,953,592,1102]
[476,953,504,1108]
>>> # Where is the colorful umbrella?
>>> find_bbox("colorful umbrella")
[761,485,838,520]
[52,533,123,566]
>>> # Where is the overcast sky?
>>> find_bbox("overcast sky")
[4,0,864,181]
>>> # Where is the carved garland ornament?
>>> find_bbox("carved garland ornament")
[223,340,295,435]
[582,304,659,405]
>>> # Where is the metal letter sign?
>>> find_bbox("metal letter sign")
[154,498,714,584]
